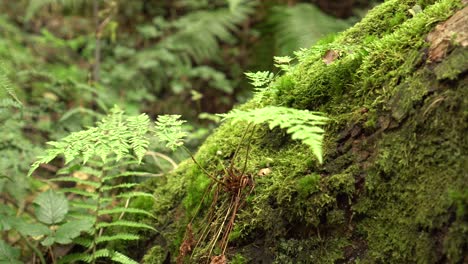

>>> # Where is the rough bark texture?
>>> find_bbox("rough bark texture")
[140,0,467,263]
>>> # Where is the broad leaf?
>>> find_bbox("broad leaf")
[14,221,50,238]
[34,190,69,225]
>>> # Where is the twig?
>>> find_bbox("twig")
[20,234,46,264]
[146,151,178,170]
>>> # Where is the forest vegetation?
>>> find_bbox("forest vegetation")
[1,0,466,264]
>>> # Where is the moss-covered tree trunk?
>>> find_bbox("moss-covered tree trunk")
[142,0,467,263]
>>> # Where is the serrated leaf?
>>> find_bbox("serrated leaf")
[154,115,187,151]
[111,251,139,264]
[221,106,328,163]
[97,220,156,231]
[34,190,69,225]
[95,234,139,244]
[98,207,155,218]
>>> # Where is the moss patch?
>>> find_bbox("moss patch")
[142,0,467,263]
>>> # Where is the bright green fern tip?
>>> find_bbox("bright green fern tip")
[245,71,275,88]
[28,106,151,177]
[220,106,328,164]
[154,115,188,151]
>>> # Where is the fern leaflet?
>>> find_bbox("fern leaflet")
[220,106,328,163]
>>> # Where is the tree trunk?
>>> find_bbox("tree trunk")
[141,0,467,263]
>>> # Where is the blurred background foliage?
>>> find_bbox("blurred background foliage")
[0,0,380,261]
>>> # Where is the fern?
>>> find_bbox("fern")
[28,105,150,176]
[245,71,275,89]
[266,3,349,56]
[154,115,188,151]
[0,64,22,108]
[220,106,329,163]
[26,106,172,264]
[25,0,89,21]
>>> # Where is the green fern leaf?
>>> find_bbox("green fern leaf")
[155,115,187,150]
[220,106,328,163]
[28,106,152,176]
[59,188,99,199]
[100,183,140,192]
[102,171,156,182]
[111,251,139,264]
[97,220,156,231]
[245,71,274,88]
[72,237,93,248]
[95,233,140,244]
[98,207,155,218]
[101,192,154,202]
[49,176,100,188]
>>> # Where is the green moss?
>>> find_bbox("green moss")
[274,237,349,264]
[434,48,468,80]
[142,1,466,262]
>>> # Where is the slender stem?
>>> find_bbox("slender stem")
[240,125,256,177]
[146,151,178,170]
[20,234,46,264]
[229,123,252,172]
[91,170,104,264]
[93,0,101,83]
[49,246,56,264]
[182,146,225,186]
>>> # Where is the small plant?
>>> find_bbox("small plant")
[220,106,328,163]
[175,106,327,262]
[28,106,158,264]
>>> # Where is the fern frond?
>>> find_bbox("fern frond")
[113,192,155,200]
[49,176,100,188]
[25,0,89,21]
[95,233,140,244]
[0,64,22,107]
[100,183,139,192]
[154,115,187,150]
[57,248,110,264]
[102,171,157,182]
[69,201,98,211]
[58,188,99,199]
[57,252,92,264]
[220,106,328,163]
[110,251,139,264]
[159,0,255,63]
[72,237,93,248]
[245,71,274,89]
[28,106,151,176]
[97,207,155,218]
[126,114,150,162]
[97,220,156,231]
[267,3,349,55]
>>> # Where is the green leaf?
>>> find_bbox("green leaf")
[95,234,140,244]
[154,115,187,150]
[97,220,156,231]
[0,240,22,264]
[14,221,51,238]
[244,71,274,88]
[54,219,94,245]
[98,207,155,218]
[111,251,139,264]
[34,190,69,225]
[220,106,328,163]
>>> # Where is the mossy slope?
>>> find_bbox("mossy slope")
[143,0,467,263]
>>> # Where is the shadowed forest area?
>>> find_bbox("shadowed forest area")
[1,0,466,264]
